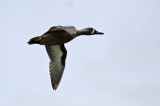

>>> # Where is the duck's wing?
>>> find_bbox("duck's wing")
[47,26,64,32]
[45,44,67,90]
[46,26,77,35]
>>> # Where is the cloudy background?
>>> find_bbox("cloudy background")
[0,0,160,106]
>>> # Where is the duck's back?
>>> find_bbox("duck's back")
[40,26,77,45]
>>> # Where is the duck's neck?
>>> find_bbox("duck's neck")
[77,29,91,36]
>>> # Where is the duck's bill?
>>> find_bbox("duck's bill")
[95,31,104,35]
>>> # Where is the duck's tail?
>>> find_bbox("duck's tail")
[28,36,42,45]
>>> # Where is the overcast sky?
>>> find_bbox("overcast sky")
[0,0,160,106]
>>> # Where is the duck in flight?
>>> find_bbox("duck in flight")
[28,26,104,90]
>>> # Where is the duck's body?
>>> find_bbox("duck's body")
[41,26,77,45]
[28,25,103,90]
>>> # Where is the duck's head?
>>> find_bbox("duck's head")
[27,36,42,45]
[78,27,104,35]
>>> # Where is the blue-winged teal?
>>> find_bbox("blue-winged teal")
[28,26,104,90]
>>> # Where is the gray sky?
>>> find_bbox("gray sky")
[0,0,160,106]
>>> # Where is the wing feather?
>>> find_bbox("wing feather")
[45,45,67,90]
[45,26,77,35]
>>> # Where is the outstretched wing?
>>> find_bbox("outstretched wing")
[46,26,77,35]
[47,26,64,32]
[45,44,67,90]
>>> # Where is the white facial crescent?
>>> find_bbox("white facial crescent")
[91,29,95,34]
